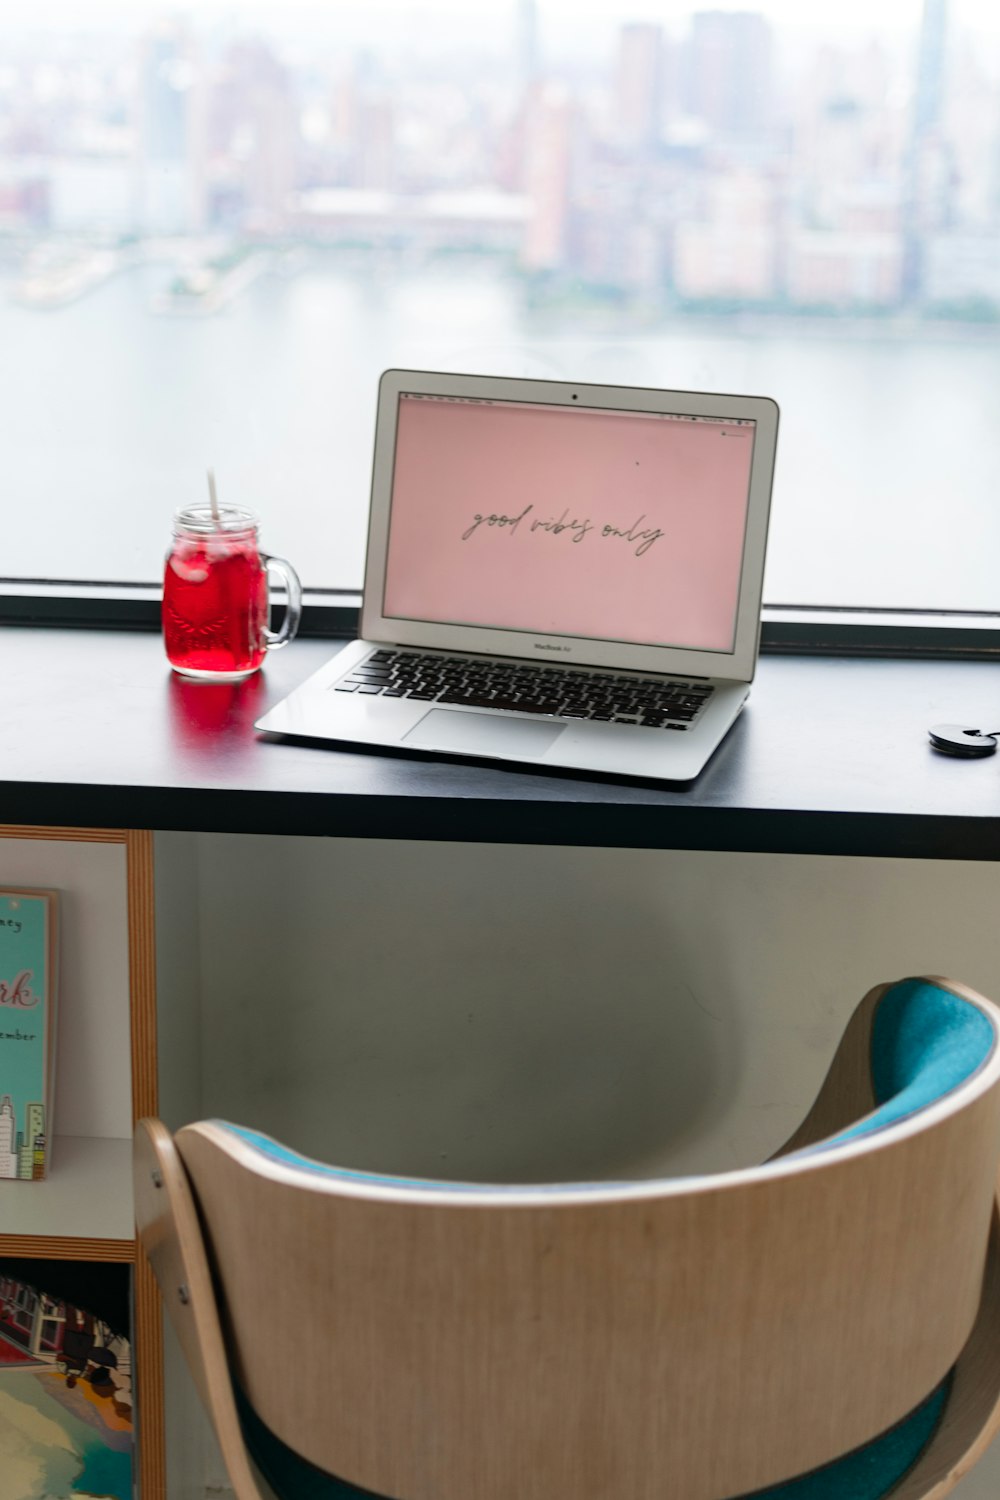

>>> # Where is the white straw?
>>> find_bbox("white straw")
[207,468,221,526]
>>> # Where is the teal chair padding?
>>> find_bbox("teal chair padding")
[235,1372,952,1500]
[800,978,995,1154]
[218,977,994,1500]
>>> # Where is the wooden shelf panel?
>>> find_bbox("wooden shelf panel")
[0,1134,134,1244]
[0,1234,133,1261]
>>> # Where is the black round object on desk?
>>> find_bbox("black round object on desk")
[928,723,998,758]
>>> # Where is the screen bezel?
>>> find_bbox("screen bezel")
[360,368,779,682]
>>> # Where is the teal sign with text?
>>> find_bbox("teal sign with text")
[0,891,55,1180]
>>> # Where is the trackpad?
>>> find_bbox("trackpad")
[403,709,566,758]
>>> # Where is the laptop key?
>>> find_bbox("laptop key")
[437,691,482,706]
[334,682,359,692]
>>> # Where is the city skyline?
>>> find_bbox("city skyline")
[2,1,999,319]
[2,4,998,609]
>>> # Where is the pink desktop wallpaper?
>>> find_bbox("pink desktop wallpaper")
[382,395,755,651]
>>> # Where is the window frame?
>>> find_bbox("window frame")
[4,9,1000,665]
[3,581,998,660]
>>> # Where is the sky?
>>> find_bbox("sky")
[0,0,935,34]
[0,0,995,57]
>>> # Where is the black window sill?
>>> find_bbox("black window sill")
[3,584,1000,660]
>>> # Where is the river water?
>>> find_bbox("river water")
[3,253,998,610]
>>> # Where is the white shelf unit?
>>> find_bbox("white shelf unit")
[0,826,161,1495]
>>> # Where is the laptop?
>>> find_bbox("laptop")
[256,368,779,782]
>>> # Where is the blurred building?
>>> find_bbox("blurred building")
[515,0,540,101]
[0,172,48,230]
[792,45,904,234]
[614,24,665,153]
[329,53,399,193]
[357,97,397,193]
[208,39,297,232]
[903,0,955,296]
[944,44,1000,229]
[570,148,676,292]
[923,232,1000,309]
[786,229,903,306]
[291,186,527,253]
[135,21,206,234]
[674,172,778,301]
[683,10,774,143]
[522,86,575,271]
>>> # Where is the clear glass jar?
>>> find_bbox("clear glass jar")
[162,504,302,679]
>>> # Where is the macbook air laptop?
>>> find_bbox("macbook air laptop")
[256,368,779,782]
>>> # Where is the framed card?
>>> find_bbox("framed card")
[0,890,58,1181]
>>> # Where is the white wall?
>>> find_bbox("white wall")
[157,832,1000,1497]
[186,835,1000,1179]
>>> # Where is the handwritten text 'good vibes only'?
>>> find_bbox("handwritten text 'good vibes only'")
[461,504,664,557]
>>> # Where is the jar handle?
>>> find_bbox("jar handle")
[261,555,302,651]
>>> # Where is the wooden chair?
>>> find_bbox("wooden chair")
[135,975,1000,1500]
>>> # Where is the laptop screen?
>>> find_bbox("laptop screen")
[381,391,756,654]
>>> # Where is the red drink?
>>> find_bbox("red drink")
[163,505,301,678]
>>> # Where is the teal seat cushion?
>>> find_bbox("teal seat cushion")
[739,1375,950,1498]
[235,1384,381,1499]
[805,978,995,1155]
[235,1373,951,1500]
[221,1120,626,1192]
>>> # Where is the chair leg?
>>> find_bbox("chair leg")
[134,1118,269,1500]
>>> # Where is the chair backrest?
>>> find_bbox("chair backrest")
[138,977,1000,1500]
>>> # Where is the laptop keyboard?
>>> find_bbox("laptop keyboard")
[333,650,714,731]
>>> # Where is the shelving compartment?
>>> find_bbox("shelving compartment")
[0,826,162,1497]
[0,832,134,1251]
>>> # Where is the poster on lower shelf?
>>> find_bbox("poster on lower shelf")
[0,1257,132,1499]
[0,889,58,1182]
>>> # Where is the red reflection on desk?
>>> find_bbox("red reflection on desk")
[167,669,266,744]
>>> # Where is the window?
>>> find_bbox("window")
[2,2,998,618]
